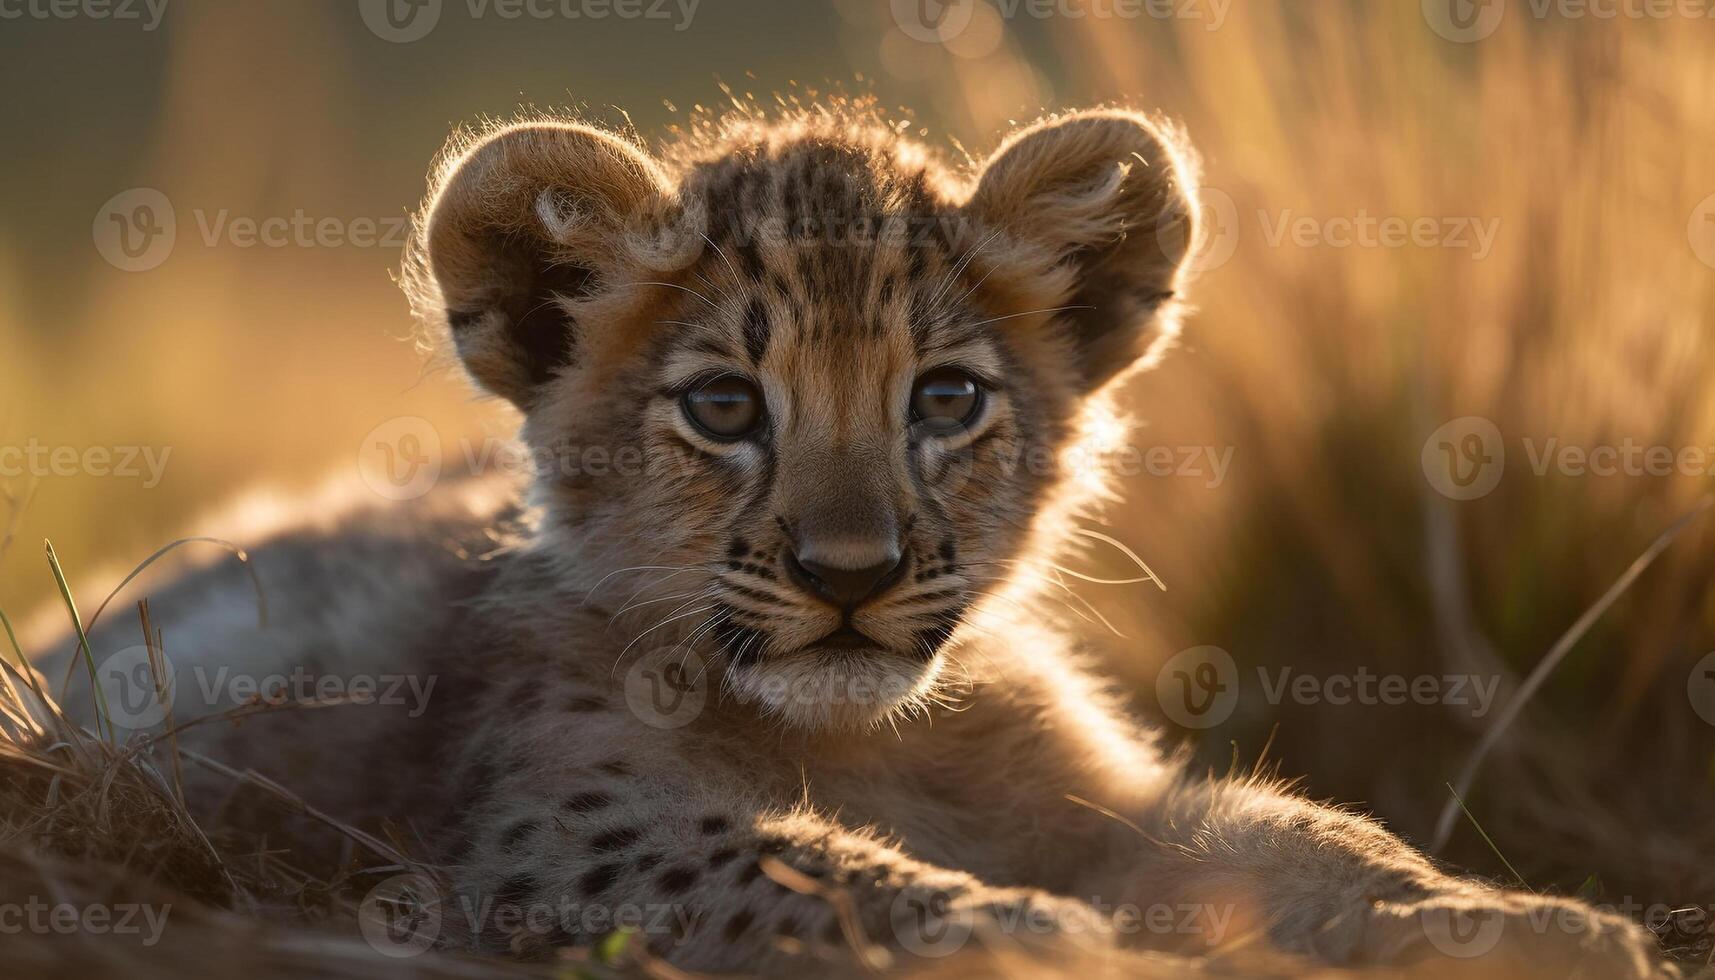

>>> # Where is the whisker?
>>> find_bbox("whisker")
[948,254,1004,311]
[965,305,1096,330]
[956,569,1125,637]
[684,611,741,686]
[693,270,738,310]
[677,609,730,670]
[1071,527,1167,590]
[607,586,715,629]
[621,280,723,312]
[580,563,700,605]
[923,228,1002,318]
[700,233,747,303]
[611,567,711,618]
[609,602,720,677]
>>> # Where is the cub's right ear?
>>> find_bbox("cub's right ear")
[410,122,672,408]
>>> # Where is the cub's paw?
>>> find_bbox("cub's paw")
[884,885,1113,963]
[1348,890,1677,979]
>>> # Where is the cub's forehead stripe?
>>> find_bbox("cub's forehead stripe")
[742,299,771,366]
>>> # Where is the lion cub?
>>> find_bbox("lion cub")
[63,107,1667,976]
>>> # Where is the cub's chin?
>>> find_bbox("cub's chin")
[728,646,944,731]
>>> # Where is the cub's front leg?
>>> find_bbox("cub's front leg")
[431,689,1112,973]
[1090,777,1672,977]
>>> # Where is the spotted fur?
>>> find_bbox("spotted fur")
[51,106,1670,977]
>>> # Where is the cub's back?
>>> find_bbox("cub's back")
[31,475,519,831]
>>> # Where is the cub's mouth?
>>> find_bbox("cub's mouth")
[713,613,956,730]
[810,626,885,651]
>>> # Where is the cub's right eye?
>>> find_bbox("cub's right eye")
[682,376,765,440]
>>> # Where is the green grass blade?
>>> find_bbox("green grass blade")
[44,539,113,742]
[1444,782,1530,890]
[58,536,267,697]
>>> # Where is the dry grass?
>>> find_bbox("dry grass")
[4,0,1715,974]
[0,579,640,977]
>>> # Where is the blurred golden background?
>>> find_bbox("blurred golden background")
[3,0,1713,951]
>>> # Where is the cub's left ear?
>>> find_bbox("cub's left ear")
[965,110,1200,390]
[408,122,674,409]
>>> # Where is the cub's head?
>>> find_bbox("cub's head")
[410,108,1199,729]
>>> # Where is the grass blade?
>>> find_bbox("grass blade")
[1431,495,1715,850]
[58,536,267,697]
[1444,782,1530,890]
[0,605,47,738]
[44,539,114,742]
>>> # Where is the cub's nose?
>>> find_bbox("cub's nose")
[785,547,908,611]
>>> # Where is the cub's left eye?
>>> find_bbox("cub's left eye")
[683,375,765,440]
[910,368,982,429]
